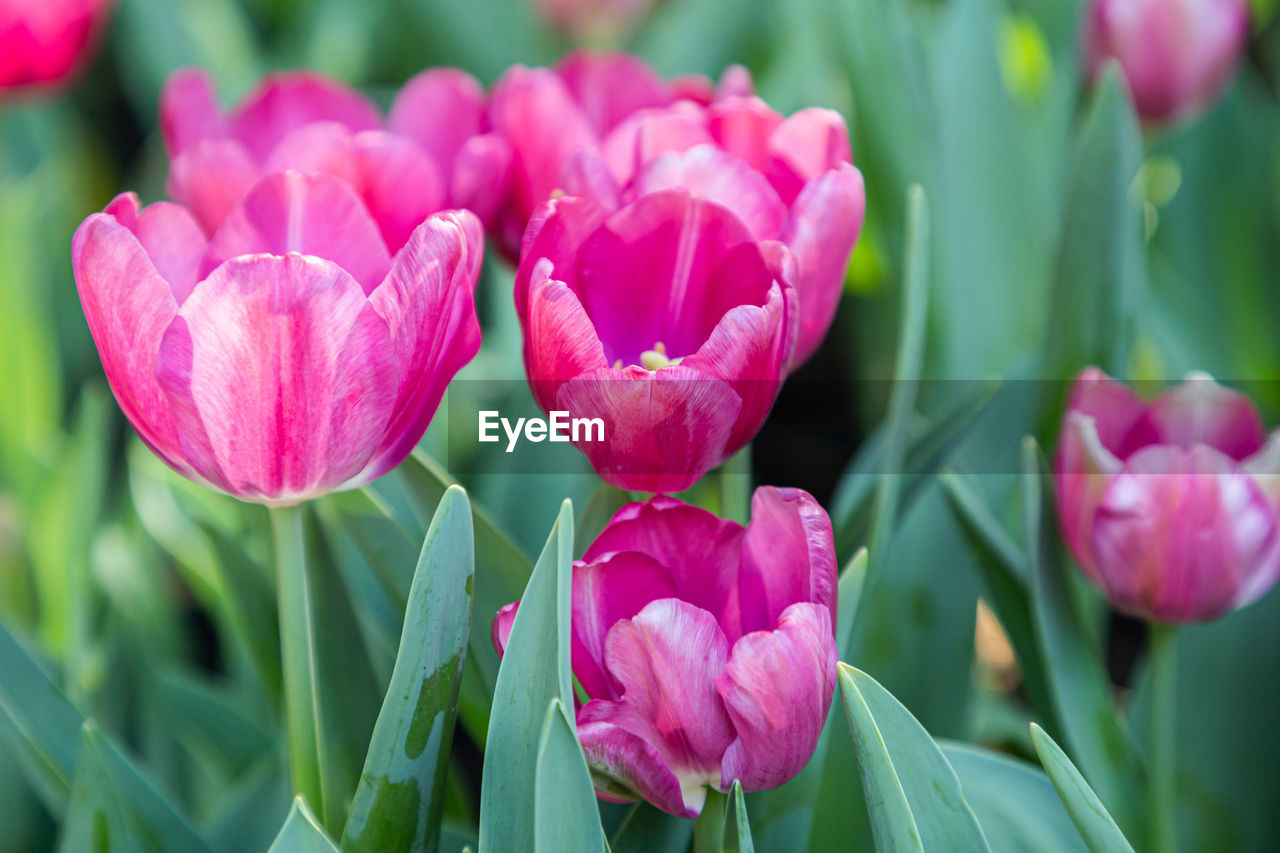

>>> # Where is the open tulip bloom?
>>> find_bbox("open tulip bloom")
[0,0,113,91]
[72,171,483,504]
[492,50,865,367]
[1055,368,1280,623]
[159,66,511,250]
[492,486,837,818]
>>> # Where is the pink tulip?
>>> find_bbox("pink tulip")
[515,189,797,494]
[493,487,838,817]
[0,0,112,92]
[1085,0,1250,124]
[159,67,511,249]
[72,171,483,505]
[490,51,863,366]
[1055,368,1280,622]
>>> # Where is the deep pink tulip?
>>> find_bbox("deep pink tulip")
[72,171,483,505]
[514,189,797,493]
[1085,0,1250,124]
[491,52,863,366]
[159,67,510,249]
[493,487,837,817]
[1055,368,1280,623]
[0,0,112,92]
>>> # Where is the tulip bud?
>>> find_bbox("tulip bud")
[72,172,483,505]
[1055,368,1280,622]
[0,0,112,92]
[1085,0,1250,125]
[492,487,838,817]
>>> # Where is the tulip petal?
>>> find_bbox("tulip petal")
[492,601,519,657]
[72,210,185,470]
[159,68,226,157]
[556,365,742,494]
[155,253,398,503]
[765,108,853,204]
[362,210,483,482]
[1092,445,1280,622]
[577,704,702,818]
[514,194,611,319]
[450,132,513,226]
[202,171,391,293]
[102,193,208,303]
[228,71,381,162]
[167,139,261,236]
[780,163,866,365]
[386,67,486,176]
[350,131,447,253]
[578,598,735,815]
[716,602,836,791]
[707,96,784,174]
[601,103,712,188]
[554,50,674,134]
[523,259,610,413]
[632,144,788,239]
[1125,372,1267,461]
[1055,412,1126,574]
[1062,367,1149,458]
[732,488,837,636]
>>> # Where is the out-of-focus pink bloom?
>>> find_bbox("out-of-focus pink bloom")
[533,0,660,43]
[72,171,483,505]
[1085,0,1250,124]
[490,51,863,366]
[515,189,797,494]
[1055,368,1280,623]
[493,487,837,817]
[159,67,511,249]
[0,0,112,92]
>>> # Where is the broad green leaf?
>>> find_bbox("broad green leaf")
[609,803,693,853]
[838,664,988,852]
[154,669,276,779]
[1041,64,1144,390]
[941,742,1086,853]
[201,523,282,709]
[271,505,380,833]
[204,756,294,853]
[724,781,755,853]
[534,699,606,853]
[1030,725,1135,853]
[342,485,475,853]
[270,797,342,853]
[477,500,574,853]
[1021,439,1139,829]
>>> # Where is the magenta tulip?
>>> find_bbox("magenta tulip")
[159,67,510,248]
[493,487,837,817]
[491,52,863,366]
[1055,368,1280,622]
[72,171,483,504]
[1085,0,1250,124]
[515,189,796,494]
[0,0,112,92]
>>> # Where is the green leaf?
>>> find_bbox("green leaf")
[575,481,632,555]
[837,664,988,852]
[271,505,380,834]
[1041,63,1144,388]
[1030,725,1135,853]
[270,797,342,853]
[534,699,606,853]
[609,803,693,853]
[724,781,755,853]
[941,742,1087,853]
[1021,439,1138,828]
[342,485,475,853]
[477,500,574,853]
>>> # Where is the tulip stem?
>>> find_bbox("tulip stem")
[271,504,326,824]
[719,446,752,524]
[1147,623,1178,853]
[693,787,727,853]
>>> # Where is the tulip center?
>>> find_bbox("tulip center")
[614,341,685,371]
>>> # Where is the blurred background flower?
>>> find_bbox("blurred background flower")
[0,0,113,93]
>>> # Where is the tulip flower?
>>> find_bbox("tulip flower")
[72,170,483,505]
[1085,0,1250,124]
[159,67,511,248]
[491,51,863,366]
[1055,368,1280,622]
[0,0,112,92]
[515,188,797,493]
[492,487,838,818]
[532,0,661,43]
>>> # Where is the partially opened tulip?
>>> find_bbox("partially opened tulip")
[0,0,112,92]
[515,189,796,493]
[1085,0,1250,125]
[492,487,837,817]
[72,171,483,504]
[491,51,864,366]
[159,67,510,246]
[1055,368,1280,622]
